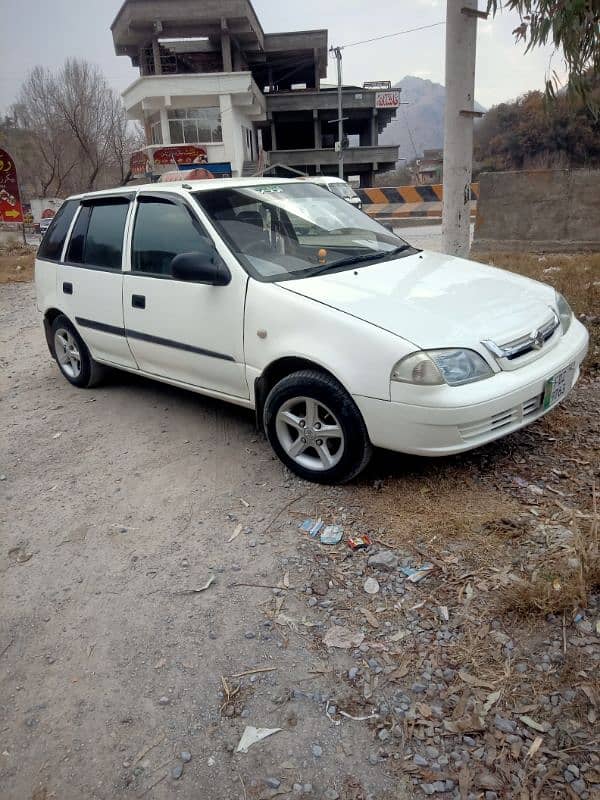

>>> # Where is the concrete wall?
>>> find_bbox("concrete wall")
[472,169,600,253]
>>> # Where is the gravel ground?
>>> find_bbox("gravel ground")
[1,282,598,800]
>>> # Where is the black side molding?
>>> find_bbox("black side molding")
[74,317,235,363]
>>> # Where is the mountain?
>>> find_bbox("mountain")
[378,75,486,160]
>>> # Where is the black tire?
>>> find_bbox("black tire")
[263,369,372,484]
[50,314,105,389]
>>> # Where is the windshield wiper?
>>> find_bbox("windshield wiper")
[308,244,413,276]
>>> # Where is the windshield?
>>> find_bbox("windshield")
[329,182,357,200]
[194,183,412,282]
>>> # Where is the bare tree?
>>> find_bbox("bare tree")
[13,59,136,197]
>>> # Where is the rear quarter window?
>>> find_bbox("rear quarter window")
[37,200,79,262]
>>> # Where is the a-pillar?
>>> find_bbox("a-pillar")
[221,18,233,72]
[313,110,321,149]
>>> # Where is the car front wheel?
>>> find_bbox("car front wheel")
[263,370,372,484]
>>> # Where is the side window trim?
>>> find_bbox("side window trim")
[60,203,84,264]
[62,196,133,272]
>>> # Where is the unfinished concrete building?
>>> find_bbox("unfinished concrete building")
[111,0,399,183]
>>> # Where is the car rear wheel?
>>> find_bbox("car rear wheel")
[264,370,372,484]
[51,315,105,388]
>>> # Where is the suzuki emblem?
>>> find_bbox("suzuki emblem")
[530,328,544,350]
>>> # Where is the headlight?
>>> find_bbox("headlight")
[555,291,573,334]
[391,349,493,387]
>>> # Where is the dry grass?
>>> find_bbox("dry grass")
[0,243,36,284]
[501,512,600,616]
[472,251,600,374]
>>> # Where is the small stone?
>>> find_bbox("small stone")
[248,539,257,548]
[420,785,435,796]
[567,765,580,779]
[378,729,391,742]
[485,793,498,800]
[570,779,586,796]
[494,714,516,734]
[414,754,428,767]
[432,782,446,793]
[364,577,380,594]
[244,631,256,639]
[307,597,318,607]
[180,751,191,763]
[171,763,184,780]
[311,744,323,758]
[302,783,313,794]
[348,667,359,680]
[565,770,575,784]
[515,663,528,673]
[411,682,427,694]
[265,778,281,789]
[367,550,399,570]
[324,791,340,800]
[158,696,170,706]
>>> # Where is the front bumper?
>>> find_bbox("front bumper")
[353,319,589,456]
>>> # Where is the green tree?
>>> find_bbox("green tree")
[488,1,600,109]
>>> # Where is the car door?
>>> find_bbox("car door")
[56,195,138,369]
[122,192,248,399]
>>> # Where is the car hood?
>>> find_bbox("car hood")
[277,249,557,350]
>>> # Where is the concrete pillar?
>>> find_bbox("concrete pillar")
[159,107,171,144]
[221,19,233,72]
[313,49,320,90]
[442,0,478,257]
[313,111,321,149]
[152,38,162,76]
[270,119,277,151]
[139,46,147,77]
[371,109,378,146]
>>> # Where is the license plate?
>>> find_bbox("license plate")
[543,363,575,410]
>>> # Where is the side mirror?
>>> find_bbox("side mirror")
[171,242,231,285]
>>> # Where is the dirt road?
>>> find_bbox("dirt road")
[1,282,598,800]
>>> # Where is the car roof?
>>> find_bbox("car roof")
[304,176,347,185]
[66,177,306,202]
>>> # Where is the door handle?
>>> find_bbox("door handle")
[132,294,146,309]
[63,282,73,295]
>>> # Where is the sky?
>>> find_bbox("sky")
[0,0,562,114]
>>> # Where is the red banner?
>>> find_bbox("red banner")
[130,150,150,177]
[153,145,208,166]
[0,148,24,223]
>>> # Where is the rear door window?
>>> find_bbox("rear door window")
[66,199,130,270]
[37,200,79,262]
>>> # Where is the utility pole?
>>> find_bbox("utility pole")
[331,46,344,179]
[442,1,485,257]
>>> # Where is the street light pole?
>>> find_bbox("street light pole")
[442,0,484,257]
[331,46,344,179]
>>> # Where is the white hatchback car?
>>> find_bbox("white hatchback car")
[35,178,588,483]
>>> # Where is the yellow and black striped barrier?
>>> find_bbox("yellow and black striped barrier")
[357,182,479,205]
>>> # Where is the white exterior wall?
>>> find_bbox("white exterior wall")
[122,72,266,176]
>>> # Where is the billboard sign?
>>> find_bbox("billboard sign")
[153,145,208,166]
[130,150,150,177]
[375,91,401,109]
[0,148,24,223]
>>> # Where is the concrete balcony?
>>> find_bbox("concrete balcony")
[270,145,399,169]
[122,72,266,119]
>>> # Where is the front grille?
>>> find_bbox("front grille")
[482,312,560,363]
[458,393,542,441]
